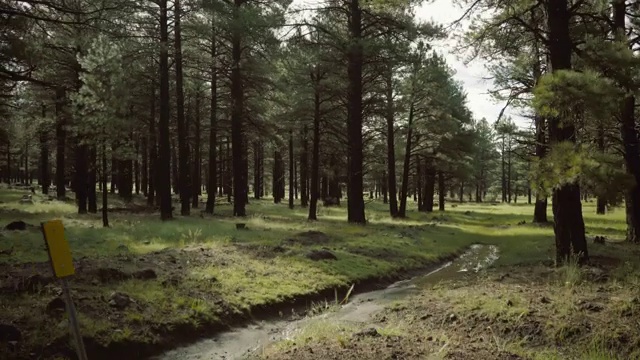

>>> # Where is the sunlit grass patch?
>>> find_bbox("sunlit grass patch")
[265,320,359,354]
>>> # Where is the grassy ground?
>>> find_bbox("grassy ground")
[0,186,634,359]
[253,203,640,360]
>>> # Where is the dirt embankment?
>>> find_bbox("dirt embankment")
[260,257,640,360]
[0,230,460,360]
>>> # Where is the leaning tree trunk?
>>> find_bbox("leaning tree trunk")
[158,0,173,220]
[346,0,366,224]
[547,0,588,263]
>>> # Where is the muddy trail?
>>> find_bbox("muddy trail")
[156,244,499,360]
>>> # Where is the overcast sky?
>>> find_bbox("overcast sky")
[288,0,527,128]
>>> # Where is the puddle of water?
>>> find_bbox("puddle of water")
[155,244,499,360]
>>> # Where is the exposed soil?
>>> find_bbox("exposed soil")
[259,261,640,360]
[0,236,461,360]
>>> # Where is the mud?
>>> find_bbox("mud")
[156,244,499,360]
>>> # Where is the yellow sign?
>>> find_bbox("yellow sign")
[41,220,75,278]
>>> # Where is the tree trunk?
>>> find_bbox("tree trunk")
[205,28,218,213]
[147,77,156,207]
[55,87,66,199]
[134,141,140,195]
[309,85,321,220]
[459,181,464,203]
[110,154,117,194]
[171,140,178,194]
[438,170,445,211]
[346,0,365,224]
[175,0,190,216]
[613,0,640,243]
[88,147,97,213]
[531,6,548,223]
[158,0,173,220]
[547,0,587,263]
[382,170,388,204]
[118,159,133,202]
[253,142,260,199]
[417,156,423,209]
[141,136,148,196]
[225,136,231,202]
[192,92,201,209]
[398,104,414,218]
[39,105,50,194]
[101,142,109,227]
[501,136,506,203]
[274,150,283,204]
[424,164,435,212]
[230,0,246,216]
[289,129,294,209]
[507,136,512,203]
[300,125,309,207]
[385,68,399,217]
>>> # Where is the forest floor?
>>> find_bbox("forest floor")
[0,185,637,359]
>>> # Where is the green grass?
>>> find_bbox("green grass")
[0,187,635,357]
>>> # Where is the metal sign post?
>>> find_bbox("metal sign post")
[41,220,88,360]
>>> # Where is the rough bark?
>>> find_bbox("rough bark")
[147,77,156,207]
[39,105,50,194]
[346,0,365,224]
[309,85,321,220]
[613,0,640,243]
[205,30,218,213]
[300,125,309,207]
[385,68,399,217]
[55,87,66,199]
[88,147,97,213]
[175,0,190,215]
[424,164,435,212]
[192,93,201,209]
[398,104,414,218]
[438,170,445,212]
[289,129,294,209]
[230,0,246,216]
[547,0,588,263]
[101,143,109,227]
[158,0,173,220]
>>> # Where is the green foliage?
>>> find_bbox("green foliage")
[530,142,590,196]
[533,70,619,120]
[72,35,131,146]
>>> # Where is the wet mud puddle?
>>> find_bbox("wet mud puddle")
[155,244,499,360]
